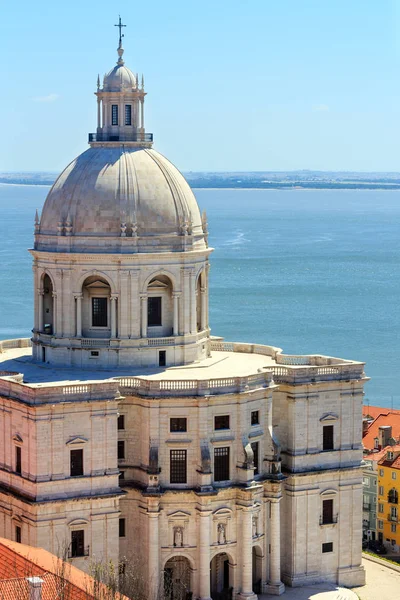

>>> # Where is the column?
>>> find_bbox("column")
[190,270,197,333]
[173,293,180,336]
[110,295,117,338]
[97,98,101,129]
[130,270,140,337]
[75,295,82,337]
[141,294,148,338]
[182,268,191,335]
[198,511,212,600]
[200,287,206,331]
[119,273,129,338]
[148,506,160,598]
[141,99,145,130]
[205,264,210,329]
[238,507,256,599]
[102,102,106,131]
[267,499,285,595]
[52,292,57,336]
[38,291,44,333]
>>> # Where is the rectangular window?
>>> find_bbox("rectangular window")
[379,486,384,496]
[70,530,85,558]
[92,297,108,327]
[118,414,125,430]
[70,449,84,477]
[393,472,397,480]
[363,477,369,485]
[15,446,21,475]
[118,441,125,460]
[119,518,126,537]
[214,447,230,482]
[112,104,118,126]
[251,410,259,426]
[391,523,397,533]
[215,415,230,430]
[391,507,398,519]
[170,418,187,433]
[125,105,132,126]
[251,441,259,475]
[378,503,384,513]
[323,425,334,451]
[15,526,21,544]
[378,520,384,529]
[170,449,187,484]
[148,297,162,326]
[380,469,384,477]
[322,542,333,553]
[322,499,334,524]
[159,350,166,367]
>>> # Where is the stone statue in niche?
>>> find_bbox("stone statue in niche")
[252,516,258,538]
[217,523,226,544]
[173,526,183,547]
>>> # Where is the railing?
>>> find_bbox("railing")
[319,514,339,525]
[388,494,398,505]
[116,371,273,397]
[388,513,399,522]
[147,337,175,346]
[68,545,90,559]
[88,132,153,143]
[0,338,31,353]
[363,503,371,511]
[81,339,111,347]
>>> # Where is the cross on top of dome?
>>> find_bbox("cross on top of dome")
[114,15,127,66]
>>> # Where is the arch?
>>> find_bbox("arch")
[142,269,178,293]
[146,274,174,338]
[39,269,56,291]
[163,555,193,600]
[252,545,263,594]
[81,275,112,338]
[75,270,117,295]
[42,273,54,335]
[210,551,236,599]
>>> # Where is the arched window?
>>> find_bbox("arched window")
[81,276,112,338]
[42,274,54,335]
[147,275,173,337]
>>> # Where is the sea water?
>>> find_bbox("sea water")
[1,184,399,408]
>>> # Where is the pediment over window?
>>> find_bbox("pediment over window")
[148,279,169,289]
[66,436,88,446]
[320,488,337,496]
[213,507,233,516]
[167,510,191,519]
[13,434,23,444]
[85,280,110,289]
[320,414,338,423]
[68,518,89,527]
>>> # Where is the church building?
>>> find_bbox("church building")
[0,22,366,599]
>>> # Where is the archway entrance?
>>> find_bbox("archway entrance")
[163,556,192,600]
[252,546,263,594]
[210,553,232,600]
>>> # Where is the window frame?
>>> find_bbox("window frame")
[148,296,162,327]
[118,440,125,460]
[70,448,84,477]
[112,104,119,126]
[251,410,260,426]
[322,542,333,553]
[322,498,334,525]
[125,104,132,126]
[91,297,108,328]
[322,425,334,451]
[170,449,187,484]
[251,441,259,475]
[119,518,126,538]
[214,446,230,482]
[118,414,125,430]
[214,415,230,431]
[170,418,187,433]
[15,525,21,544]
[70,529,85,558]
[15,446,22,475]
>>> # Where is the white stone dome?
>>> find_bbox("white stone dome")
[37,146,206,254]
[103,64,136,91]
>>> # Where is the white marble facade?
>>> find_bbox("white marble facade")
[0,31,366,599]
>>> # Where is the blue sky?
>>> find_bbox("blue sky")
[1,0,400,172]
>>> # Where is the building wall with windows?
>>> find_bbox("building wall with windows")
[362,459,378,541]
[376,449,400,551]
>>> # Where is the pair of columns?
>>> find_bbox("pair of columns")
[140,293,180,338]
[198,500,284,600]
[74,294,117,338]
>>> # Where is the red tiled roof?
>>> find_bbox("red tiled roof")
[362,412,400,451]
[0,538,129,600]
[363,405,400,421]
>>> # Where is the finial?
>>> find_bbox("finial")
[114,16,126,65]
[97,74,100,90]
[65,213,72,236]
[136,73,139,89]
[34,209,40,234]
[141,74,144,90]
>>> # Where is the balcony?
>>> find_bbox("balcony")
[363,502,371,511]
[388,494,399,505]
[388,513,399,523]
[319,514,339,526]
[88,132,153,143]
[68,545,90,559]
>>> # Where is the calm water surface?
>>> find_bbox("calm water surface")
[1,184,399,407]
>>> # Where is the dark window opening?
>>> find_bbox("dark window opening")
[112,104,118,126]
[119,471,125,481]
[118,415,125,430]
[214,446,230,482]
[322,499,334,524]
[70,449,84,477]
[42,346,46,363]
[90,351,99,357]
[251,441,259,475]
[170,418,187,433]
[322,542,333,553]
[15,525,21,544]
[170,449,187,484]
[159,350,166,367]
[15,446,22,475]
[119,518,126,537]
[125,105,132,126]
[251,411,260,426]
[323,425,334,451]
[148,297,162,326]
[92,297,108,327]
[118,441,125,460]
[215,415,230,430]
[70,530,85,557]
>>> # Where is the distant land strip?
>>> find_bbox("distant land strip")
[2,172,400,190]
